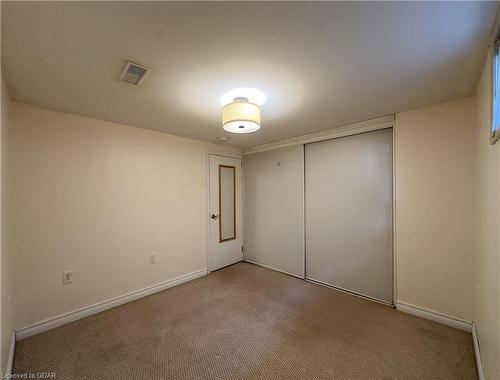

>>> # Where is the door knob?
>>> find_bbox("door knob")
[211,214,219,219]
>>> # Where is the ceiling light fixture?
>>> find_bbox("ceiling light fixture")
[220,88,266,106]
[222,97,261,134]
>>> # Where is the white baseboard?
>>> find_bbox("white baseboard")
[244,259,303,279]
[15,268,207,340]
[472,322,485,380]
[396,301,472,332]
[6,331,15,376]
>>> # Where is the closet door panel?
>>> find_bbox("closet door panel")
[244,146,304,277]
[305,129,393,303]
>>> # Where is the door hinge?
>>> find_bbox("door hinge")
[241,246,244,252]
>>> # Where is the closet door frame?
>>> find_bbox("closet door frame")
[243,116,396,306]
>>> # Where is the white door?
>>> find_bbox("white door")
[305,128,393,304]
[209,154,243,271]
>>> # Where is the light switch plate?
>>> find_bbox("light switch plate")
[63,271,73,285]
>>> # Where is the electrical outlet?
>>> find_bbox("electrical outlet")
[62,271,73,285]
[149,253,158,264]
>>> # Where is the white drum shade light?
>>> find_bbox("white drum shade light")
[222,96,261,133]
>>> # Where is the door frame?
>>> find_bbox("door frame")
[206,151,243,274]
[242,116,396,306]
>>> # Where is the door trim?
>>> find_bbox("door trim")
[206,152,243,274]
[243,114,394,155]
[218,164,237,243]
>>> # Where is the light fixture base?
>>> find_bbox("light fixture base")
[233,96,249,103]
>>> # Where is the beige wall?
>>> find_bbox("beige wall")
[5,102,240,330]
[0,76,10,373]
[474,50,500,380]
[3,59,497,377]
[243,98,478,320]
[394,97,477,321]
[243,146,304,277]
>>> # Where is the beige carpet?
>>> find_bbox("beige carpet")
[13,262,476,379]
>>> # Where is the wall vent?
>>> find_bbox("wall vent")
[119,61,151,86]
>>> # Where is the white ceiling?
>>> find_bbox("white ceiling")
[2,1,497,148]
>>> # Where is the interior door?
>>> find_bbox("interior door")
[209,154,243,271]
[305,128,393,304]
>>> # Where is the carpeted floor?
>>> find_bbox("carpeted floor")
[13,262,476,379]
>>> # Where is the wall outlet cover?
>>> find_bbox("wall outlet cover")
[149,253,158,264]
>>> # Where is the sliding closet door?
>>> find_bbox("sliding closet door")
[305,128,393,304]
[244,146,304,277]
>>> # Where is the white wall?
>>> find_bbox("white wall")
[474,50,500,380]
[395,97,477,321]
[243,146,304,277]
[5,102,240,330]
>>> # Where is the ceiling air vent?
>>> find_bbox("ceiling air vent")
[119,61,151,86]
